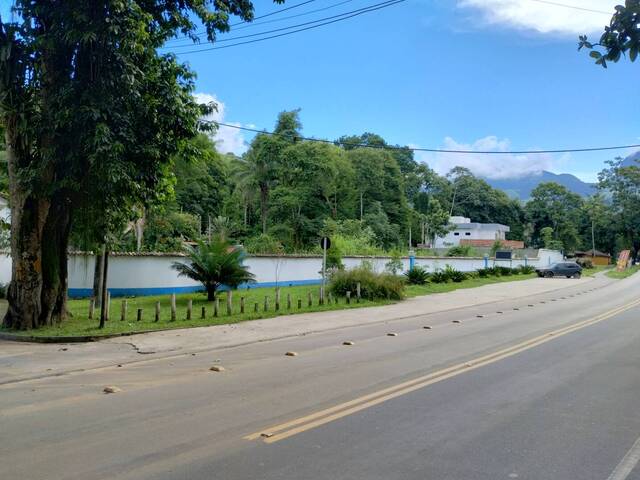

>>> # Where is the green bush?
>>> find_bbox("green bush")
[575,258,594,269]
[446,245,475,257]
[404,266,429,285]
[516,265,536,274]
[477,268,491,278]
[329,267,405,300]
[430,270,449,283]
[0,283,6,299]
[244,234,284,254]
[444,264,467,282]
[497,266,513,276]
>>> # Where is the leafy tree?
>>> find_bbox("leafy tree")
[579,1,639,68]
[540,227,564,251]
[598,158,640,260]
[142,207,200,253]
[172,237,255,301]
[526,182,584,252]
[0,1,275,329]
[173,134,229,222]
[236,110,300,234]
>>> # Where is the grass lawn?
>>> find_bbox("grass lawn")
[606,265,639,279]
[405,273,536,297]
[2,272,537,338]
[582,265,613,277]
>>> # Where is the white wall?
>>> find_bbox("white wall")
[0,249,565,298]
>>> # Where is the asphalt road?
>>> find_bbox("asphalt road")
[2,273,640,480]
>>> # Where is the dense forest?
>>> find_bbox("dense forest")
[2,111,639,258]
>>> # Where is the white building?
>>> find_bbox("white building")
[434,216,510,248]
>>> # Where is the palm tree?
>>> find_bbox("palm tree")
[172,237,255,301]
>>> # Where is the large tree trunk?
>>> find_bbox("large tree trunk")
[2,126,71,330]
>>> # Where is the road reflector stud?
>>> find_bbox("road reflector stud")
[496,311,503,314]
[103,386,121,394]
[476,315,484,318]
[452,320,461,324]
[513,308,519,310]
[261,433,274,438]
[423,326,432,329]
[209,366,225,372]
[387,332,398,337]
[528,304,534,307]
[343,341,355,346]
[285,351,298,357]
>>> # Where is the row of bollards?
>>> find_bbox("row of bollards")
[88,284,362,322]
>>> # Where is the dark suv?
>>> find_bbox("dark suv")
[536,262,582,279]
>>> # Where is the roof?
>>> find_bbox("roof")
[451,222,510,232]
[574,250,611,257]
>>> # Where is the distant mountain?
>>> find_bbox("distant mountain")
[622,151,640,167]
[486,171,595,201]
[485,150,640,201]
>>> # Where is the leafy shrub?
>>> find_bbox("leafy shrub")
[575,257,594,269]
[244,234,284,254]
[446,245,475,257]
[329,267,405,300]
[477,268,491,278]
[516,265,536,274]
[0,282,6,299]
[404,266,429,285]
[430,270,449,283]
[444,264,467,282]
[497,266,513,276]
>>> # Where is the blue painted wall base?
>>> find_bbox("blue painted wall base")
[68,279,323,299]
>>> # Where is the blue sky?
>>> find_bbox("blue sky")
[168,0,638,182]
[2,1,637,181]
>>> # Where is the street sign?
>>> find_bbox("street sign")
[320,237,331,250]
[495,250,512,260]
[617,250,630,271]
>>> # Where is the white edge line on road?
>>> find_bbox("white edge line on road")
[607,436,640,480]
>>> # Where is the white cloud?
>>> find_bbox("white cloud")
[193,92,248,155]
[458,0,617,35]
[414,135,557,179]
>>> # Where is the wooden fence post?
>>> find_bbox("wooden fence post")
[226,291,233,316]
[186,299,192,320]
[264,296,269,312]
[307,292,312,307]
[346,291,351,304]
[214,298,219,317]
[170,293,177,321]
[88,298,95,320]
[356,283,361,302]
[275,288,280,311]
[155,301,160,322]
[297,298,302,309]
[287,293,292,310]
[137,308,143,322]
[120,299,127,322]
[105,292,111,321]
[240,296,245,314]
[201,305,206,319]
[328,293,333,305]
[254,302,259,313]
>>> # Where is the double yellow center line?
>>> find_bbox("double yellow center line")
[245,298,640,444]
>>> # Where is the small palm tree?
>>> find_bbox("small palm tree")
[172,237,255,301]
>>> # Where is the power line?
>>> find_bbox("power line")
[209,121,640,155]
[164,0,318,45]
[167,0,400,49]
[167,0,358,47]
[169,0,405,54]
[525,0,612,15]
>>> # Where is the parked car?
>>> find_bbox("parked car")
[536,262,582,279]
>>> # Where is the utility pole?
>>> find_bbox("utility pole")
[591,219,596,256]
